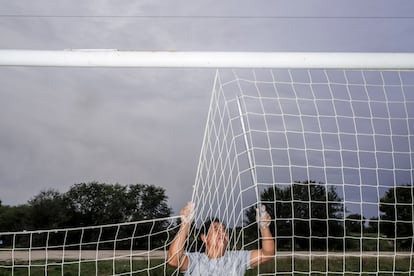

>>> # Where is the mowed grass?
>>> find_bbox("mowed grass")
[0,259,177,276]
[1,255,413,276]
[247,255,414,276]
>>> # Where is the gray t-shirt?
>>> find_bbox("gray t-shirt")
[184,250,251,276]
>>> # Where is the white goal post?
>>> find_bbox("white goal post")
[1,51,414,275]
[1,50,414,69]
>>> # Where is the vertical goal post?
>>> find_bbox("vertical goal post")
[0,50,414,69]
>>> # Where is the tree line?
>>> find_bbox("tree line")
[244,181,414,251]
[1,181,412,251]
[0,181,171,232]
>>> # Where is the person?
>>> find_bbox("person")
[167,201,275,275]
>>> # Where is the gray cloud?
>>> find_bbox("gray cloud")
[0,67,212,213]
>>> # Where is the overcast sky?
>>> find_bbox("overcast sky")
[0,1,413,215]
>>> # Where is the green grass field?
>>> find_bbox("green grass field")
[247,255,414,276]
[1,255,413,276]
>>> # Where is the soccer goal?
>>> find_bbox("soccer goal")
[0,51,413,275]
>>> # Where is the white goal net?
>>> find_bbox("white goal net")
[1,56,414,275]
[192,68,414,275]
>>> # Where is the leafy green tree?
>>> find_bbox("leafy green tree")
[0,204,32,232]
[126,184,172,221]
[365,216,379,234]
[345,213,365,235]
[28,189,72,230]
[245,180,344,251]
[64,182,172,226]
[344,213,366,250]
[124,184,173,249]
[65,182,130,226]
[379,185,413,249]
[64,182,172,249]
[0,182,172,250]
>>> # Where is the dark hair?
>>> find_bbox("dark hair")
[200,217,222,236]
[197,217,226,252]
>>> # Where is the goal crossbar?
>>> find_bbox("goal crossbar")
[1,50,414,68]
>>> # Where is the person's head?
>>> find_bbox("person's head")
[200,218,229,258]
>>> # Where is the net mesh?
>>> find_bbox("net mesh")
[1,68,414,275]
[191,69,414,274]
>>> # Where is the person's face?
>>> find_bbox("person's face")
[203,222,229,255]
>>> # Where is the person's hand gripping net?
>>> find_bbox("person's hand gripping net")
[256,204,271,229]
[180,201,195,224]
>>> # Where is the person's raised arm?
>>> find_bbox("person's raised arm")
[250,205,275,267]
[167,201,194,271]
